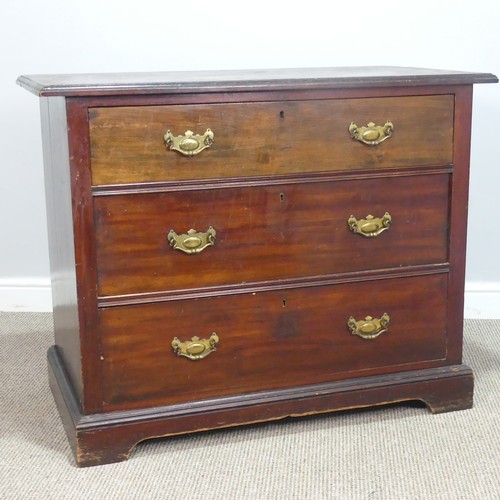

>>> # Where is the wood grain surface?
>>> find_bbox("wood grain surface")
[17,66,498,97]
[94,173,450,297]
[98,273,448,411]
[22,66,497,466]
[89,95,454,184]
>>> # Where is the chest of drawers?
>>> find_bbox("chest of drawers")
[18,67,497,466]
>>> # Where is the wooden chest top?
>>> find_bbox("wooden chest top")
[17,66,497,96]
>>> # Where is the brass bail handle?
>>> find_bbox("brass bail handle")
[172,333,219,361]
[348,313,390,340]
[164,128,214,156]
[348,212,392,238]
[349,120,394,146]
[167,227,216,255]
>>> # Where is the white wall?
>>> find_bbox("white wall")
[1,0,499,315]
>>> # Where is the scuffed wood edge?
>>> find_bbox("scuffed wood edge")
[48,346,474,466]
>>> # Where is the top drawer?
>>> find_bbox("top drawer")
[89,95,454,185]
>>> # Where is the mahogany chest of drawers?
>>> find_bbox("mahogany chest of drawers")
[17,67,497,466]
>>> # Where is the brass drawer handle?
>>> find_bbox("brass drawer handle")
[167,227,216,255]
[348,212,391,238]
[172,333,219,360]
[164,128,214,156]
[348,120,393,146]
[348,313,390,340]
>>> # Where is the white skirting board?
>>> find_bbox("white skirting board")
[0,278,499,318]
[0,278,53,313]
[463,282,500,319]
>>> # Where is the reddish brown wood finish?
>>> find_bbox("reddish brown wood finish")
[39,97,83,403]
[89,95,453,184]
[72,85,468,110]
[65,100,103,414]
[98,274,448,411]
[48,346,474,467]
[94,174,450,297]
[446,86,474,363]
[17,66,498,97]
[19,67,496,467]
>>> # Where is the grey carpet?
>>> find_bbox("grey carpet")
[1,312,499,500]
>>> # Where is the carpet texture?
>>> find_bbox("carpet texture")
[1,312,499,499]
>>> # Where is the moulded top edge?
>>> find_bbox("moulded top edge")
[16,66,498,97]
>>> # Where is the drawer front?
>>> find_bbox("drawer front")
[89,95,454,185]
[98,274,448,411]
[94,174,450,297]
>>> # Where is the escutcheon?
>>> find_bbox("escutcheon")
[164,129,214,156]
[172,333,220,360]
[347,313,390,340]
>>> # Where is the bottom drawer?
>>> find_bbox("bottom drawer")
[98,274,448,411]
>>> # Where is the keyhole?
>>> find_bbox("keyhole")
[279,110,285,120]
[282,299,287,308]
[280,192,285,202]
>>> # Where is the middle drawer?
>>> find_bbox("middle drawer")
[94,174,449,297]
